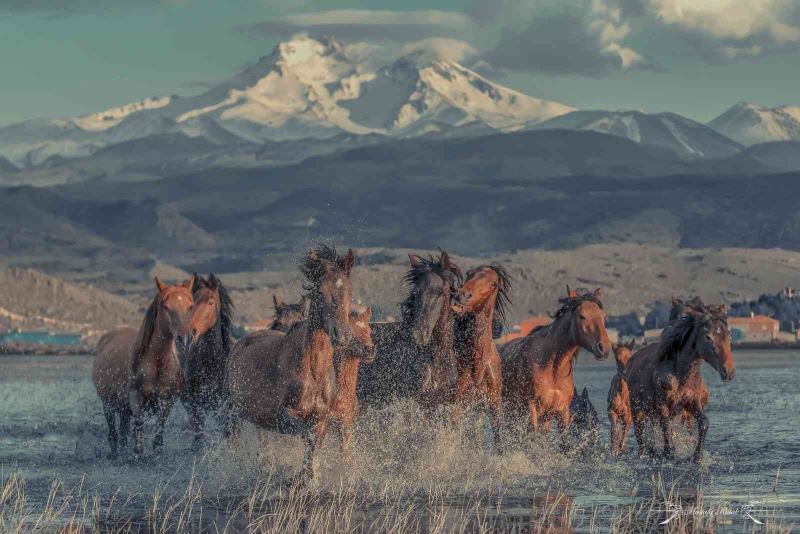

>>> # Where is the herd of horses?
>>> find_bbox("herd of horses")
[92,245,736,481]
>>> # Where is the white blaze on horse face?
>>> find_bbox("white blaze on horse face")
[335,278,344,289]
[356,321,366,328]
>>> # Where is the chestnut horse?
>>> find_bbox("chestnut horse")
[625,299,734,462]
[499,287,613,449]
[270,295,307,333]
[450,264,512,449]
[330,308,375,454]
[607,339,635,456]
[93,276,213,458]
[181,274,235,450]
[358,251,462,409]
[226,246,355,481]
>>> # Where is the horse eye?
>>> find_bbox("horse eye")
[579,314,587,320]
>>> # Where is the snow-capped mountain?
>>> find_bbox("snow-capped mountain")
[0,36,573,168]
[530,110,742,160]
[708,102,800,146]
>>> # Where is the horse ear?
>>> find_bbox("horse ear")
[361,307,372,321]
[593,288,602,298]
[183,275,195,290]
[340,248,355,274]
[408,254,424,268]
[207,273,220,290]
[582,387,589,400]
[566,285,577,298]
[273,295,284,309]
[440,251,451,271]
[155,276,167,293]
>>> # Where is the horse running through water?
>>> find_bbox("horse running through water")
[93,276,214,458]
[500,287,613,450]
[450,264,512,449]
[568,387,601,453]
[330,308,375,454]
[226,246,355,481]
[358,251,462,409]
[181,274,235,450]
[270,295,307,333]
[626,299,734,462]
[607,339,636,456]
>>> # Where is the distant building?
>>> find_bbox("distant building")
[780,287,797,300]
[729,314,780,343]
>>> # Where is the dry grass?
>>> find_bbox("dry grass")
[0,468,792,533]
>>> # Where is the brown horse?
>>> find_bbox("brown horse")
[181,274,235,450]
[451,264,512,449]
[93,276,213,458]
[625,299,734,462]
[607,339,636,456]
[226,245,355,481]
[499,287,613,449]
[270,295,307,333]
[330,308,375,454]
[358,251,462,409]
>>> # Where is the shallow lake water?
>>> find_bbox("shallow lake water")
[0,351,798,531]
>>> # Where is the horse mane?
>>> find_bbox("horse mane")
[400,252,463,323]
[489,263,512,327]
[193,274,235,355]
[524,288,603,339]
[549,289,604,322]
[131,293,160,370]
[300,244,347,289]
[657,299,727,361]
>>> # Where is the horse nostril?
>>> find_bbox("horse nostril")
[191,329,197,338]
[596,342,605,354]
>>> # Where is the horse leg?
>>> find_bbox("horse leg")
[153,398,174,454]
[188,401,204,452]
[633,411,647,458]
[128,389,146,459]
[609,411,621,456]
[555,408,571,453]
[488,396,503,454]
[527,400,540,433]
[659,410,674,460]
[119,406,131,454]
[621,411,632,455]
[297,418,327,483]
[691,406,709,464]
[103,405,118,459]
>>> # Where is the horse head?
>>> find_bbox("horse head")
[301,245,355,348]
[402,251,462,347]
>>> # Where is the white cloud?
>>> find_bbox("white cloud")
[479,0,651,75]
[628,0,800,59]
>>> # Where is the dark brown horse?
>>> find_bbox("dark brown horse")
[625,299,734,462]
[270,295,307,333]
[607,339,635,456]
[500,287,613,449]
[358,251,462,409]
[181,273,235,450]
[226,245,355,481]
[450,264,512,449]
[93,276,214,458]
[330,308,375,454]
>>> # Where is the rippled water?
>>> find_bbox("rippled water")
[0,351,798,531]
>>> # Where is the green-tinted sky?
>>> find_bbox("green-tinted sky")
[1,0,798,126]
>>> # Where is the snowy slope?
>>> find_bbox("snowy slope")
[0,36,573,168]
[531,110,742,160]
[708,102,800,146]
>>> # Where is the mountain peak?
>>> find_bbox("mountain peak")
[709,102,800,145]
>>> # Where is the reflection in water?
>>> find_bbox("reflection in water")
[0,351,797,532]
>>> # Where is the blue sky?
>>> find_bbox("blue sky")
[2,0,799,126]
